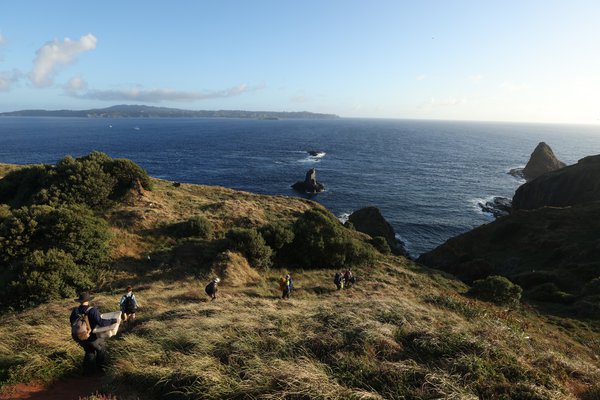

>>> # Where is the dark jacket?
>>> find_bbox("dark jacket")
[70,305,117,342]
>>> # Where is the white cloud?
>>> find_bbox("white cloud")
[416,74,427,81]
[0,69,22,91]
[68,83,264,102]
[0,33,6,46]
[64,75,88,94]
[29,33,97,88]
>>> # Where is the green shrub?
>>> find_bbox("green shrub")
[0,152,152,210]
[176,215,213,239]
[0,205,110,308]
[468,275,522,306]
[286,208,374,268]
[527,283,576,304]
[259,222,294,251]
[8,249,93,306]
[370,236,391,254]
[225,228,272,269]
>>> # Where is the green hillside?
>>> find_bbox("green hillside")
[0,154,599,399]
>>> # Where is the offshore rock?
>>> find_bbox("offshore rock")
[522,142,566,181]
[348,206,408,256]
[292,168,325,194]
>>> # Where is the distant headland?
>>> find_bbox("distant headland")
[0,104,340,119]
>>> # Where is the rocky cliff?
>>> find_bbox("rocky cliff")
[513,154,600,210]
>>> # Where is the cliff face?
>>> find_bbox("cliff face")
[348,206,407,256]
[521,142,566,180]
[513,154,600,210]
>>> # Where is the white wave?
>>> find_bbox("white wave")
[297,157,321,164]
[338,212,351,224]
[469,195,498,218]
[310,151,326,158]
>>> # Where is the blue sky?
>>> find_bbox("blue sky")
[1,1,599,123]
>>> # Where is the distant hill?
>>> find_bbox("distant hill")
[0,104,340,119]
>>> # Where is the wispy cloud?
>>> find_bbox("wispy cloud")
[0,69,22,91]
[67,83,265,102]
[29,34,97,88]
[416,74,427,81]
[0,33,6,46]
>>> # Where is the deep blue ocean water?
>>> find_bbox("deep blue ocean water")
[1,117,599,256]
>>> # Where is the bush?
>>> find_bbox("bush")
[370,236,391,254]
[176,215,213,239]
[527,283,576,304]
[0,205,110,308]
[0,152,152,210]
[225,228,272,269]
[286,208,374,268]
[259,222,294,251]
[8,249,93,306]
[468,275,522,306]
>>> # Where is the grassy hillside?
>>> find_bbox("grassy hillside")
[0,158,599,399]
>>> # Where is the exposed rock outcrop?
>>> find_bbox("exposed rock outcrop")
[513,154,600,210]
[478,197,512,218]
[348,206,408,256]
[521,142,566,181]
[292,168,325,194]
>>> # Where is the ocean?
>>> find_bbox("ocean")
[1,117,599,256]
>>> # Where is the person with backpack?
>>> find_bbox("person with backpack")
[280,274,293,299]
[119,286,139,322]
[343,270,354,289]
[69,292,118,375]
[205,277,220,300]
[334,272,344,290]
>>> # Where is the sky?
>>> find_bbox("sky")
[1,1,599,124]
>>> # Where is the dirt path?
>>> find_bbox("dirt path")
[0,375,107,400]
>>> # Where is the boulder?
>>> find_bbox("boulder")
[292,168,325,193]
[513,154,600,210]
[522,142,566,181]
[348,206,408,256]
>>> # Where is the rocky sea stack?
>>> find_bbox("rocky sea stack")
[348,206,408,256]
[519,142,566,181]
[291,168,325,194]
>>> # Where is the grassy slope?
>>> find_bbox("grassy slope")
[0,174,599,399]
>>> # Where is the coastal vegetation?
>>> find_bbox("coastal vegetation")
[0,154,599,399]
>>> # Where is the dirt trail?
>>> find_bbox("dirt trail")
[0,375,106,400]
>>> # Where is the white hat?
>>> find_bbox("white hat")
[214,277,221,283]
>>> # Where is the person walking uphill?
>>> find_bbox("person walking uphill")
[205,277,220,301]
[280,274,294,299]
[119,286,139,322]
[70,292,118,375]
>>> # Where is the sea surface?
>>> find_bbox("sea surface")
[1,117,599,256]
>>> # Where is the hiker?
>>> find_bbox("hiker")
[205,277,220,300]
[280,274,293,299]
[119,286,139,322]
[70,292,118,375]
[343,270,354,288]
[334,272,344,290]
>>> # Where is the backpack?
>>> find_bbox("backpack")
[124,294,137,314]
[71,306,92,342]
[279,278,288,291]
[205,282,216,296]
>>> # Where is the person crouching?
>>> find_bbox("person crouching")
[205,277,220,300]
